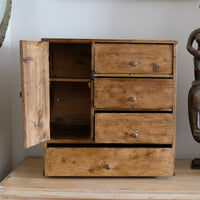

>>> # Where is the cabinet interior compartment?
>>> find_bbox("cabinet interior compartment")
[50,82,91,140]
[49,43,91,79]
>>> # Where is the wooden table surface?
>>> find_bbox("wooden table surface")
[0,157,200,200]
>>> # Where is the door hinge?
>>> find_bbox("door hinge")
[91,71,95,80]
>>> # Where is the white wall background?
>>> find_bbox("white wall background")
[0,25,12,181]
[1,0,200,175]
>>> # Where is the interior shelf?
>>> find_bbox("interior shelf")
[50,78,90,82]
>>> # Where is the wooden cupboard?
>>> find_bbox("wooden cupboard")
[20,39,177,177]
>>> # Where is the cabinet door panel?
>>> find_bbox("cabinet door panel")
[20,41,50,148]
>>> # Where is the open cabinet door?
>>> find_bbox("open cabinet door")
[20,41,50,148]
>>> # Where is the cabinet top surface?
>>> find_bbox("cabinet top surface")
[40,38,177,44]
[0,158,199,199]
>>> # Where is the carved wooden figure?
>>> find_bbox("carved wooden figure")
[187,28,200,142]
[187,28,200,168]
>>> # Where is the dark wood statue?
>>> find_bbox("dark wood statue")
[187,28,200,168]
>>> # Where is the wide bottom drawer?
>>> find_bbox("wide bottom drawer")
[44,147,174,177]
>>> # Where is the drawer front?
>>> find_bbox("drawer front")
[95,113,173,144]
[44,147,174,176]
[94,78,173,111]
[95,44,173,75]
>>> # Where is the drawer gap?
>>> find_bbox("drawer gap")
[47,143,172,148]
[94,76,173,79]
[95,110,173,114]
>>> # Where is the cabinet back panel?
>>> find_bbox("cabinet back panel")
[50,82,91,140]
[50,43,91,78]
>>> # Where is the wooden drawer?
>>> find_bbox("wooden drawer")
[44,147,174,176]
[94,78,173,111]
[95,113,173,144]
[95,44,173,75]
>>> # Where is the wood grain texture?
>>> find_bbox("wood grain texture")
[95,113,173,144]
[44,148,173,177]
[94,78,173,111]
[50,78,90,82]
[41,38,177,44]
[0,158,199,200]
[20,41,50,148]
[19,39,177,178]
[90,43,95,140]
[95,44,173,75]
[94,73,173,78]
[172,43,177,168]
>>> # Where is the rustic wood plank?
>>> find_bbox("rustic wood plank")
[44,148,173,177]
[90,43,95,140]
[172,43,177,166]
[95,113,173,144]
[1,158,199,199]
[94,73,173,78]
[94,78,173,111]
[50,78,90,82]
[20,41,50,148]
[41,38,177,44]
[46,139,95,144]
[95,44,173,75]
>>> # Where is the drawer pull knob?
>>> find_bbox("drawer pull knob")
[105,164,111,170]
[129,96,137,101]
[129,61,138,66]
[152,64,159,71]
[131,132,139,138]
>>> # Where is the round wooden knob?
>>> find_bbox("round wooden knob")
[131,132,139,138]
[129,96,136,101]
[129,61,138,66]
[152,64,159,71]
[105,164,111,170]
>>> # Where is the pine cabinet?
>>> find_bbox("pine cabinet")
[20,39,177,177]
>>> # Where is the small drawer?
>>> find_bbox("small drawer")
[95,113,174,144]
[94,78,173,111]
[95,44,173,75]
[44,147,174,176]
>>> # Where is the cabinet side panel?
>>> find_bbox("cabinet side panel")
[172,43,177,173]
[20,41,50,148]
